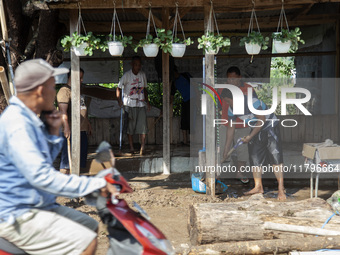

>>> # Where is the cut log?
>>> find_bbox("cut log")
[188,236,340,255]
[188,196,339,245]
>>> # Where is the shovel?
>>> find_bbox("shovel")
[222,137,244,163]
[115,107,132,157]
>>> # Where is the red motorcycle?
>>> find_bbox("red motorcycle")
[0,141,174,255]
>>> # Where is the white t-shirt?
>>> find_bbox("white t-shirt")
[118,70,148,107]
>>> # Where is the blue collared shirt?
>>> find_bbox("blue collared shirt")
[0,96,106,224]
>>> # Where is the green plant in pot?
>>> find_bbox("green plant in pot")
[240,31,270,55]
[60,31,100,56]
[156,28,173,54]
[134,34,161,57]
[171,37,193,58]
[272,27,305,53]
[197,32,230,55]
[107,34,133,56]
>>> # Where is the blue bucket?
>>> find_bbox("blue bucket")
[191,174,228,194]
[191,173,206,193]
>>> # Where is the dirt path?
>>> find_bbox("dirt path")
[57,173,338,255]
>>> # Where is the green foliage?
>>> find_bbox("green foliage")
[197,32,230,53]
[272,27,305,52]
[271,57,295,77]
[239,31,270,50]
[157,28,173,53]
[256,57,297,115]
[173,37,194,46]
[134,34,161,53]
[108,34,133,47]
[60,31,102,56]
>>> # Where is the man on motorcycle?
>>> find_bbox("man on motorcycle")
[0,59,117,255]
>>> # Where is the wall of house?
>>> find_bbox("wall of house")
[295,24,337,115]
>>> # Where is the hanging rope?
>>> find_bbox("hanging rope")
[146,4,158,38]
[247,0,260,36]
[276,0,289,33]
[77,3,87,35]
[172,3,186,41]
[207,1,219,35]
[110,0,124,41]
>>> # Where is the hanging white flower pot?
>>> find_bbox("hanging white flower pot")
[143,43,159,57]
[245,42,261,55]
[171,43,186,58]
[73,43,88,56]
[273,40,291,53]
[108,41,124,56]
[205,47,220,55]
[204,42,219,55]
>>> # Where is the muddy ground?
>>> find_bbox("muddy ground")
[57,172,339,255]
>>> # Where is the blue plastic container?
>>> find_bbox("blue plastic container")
[191,173,206,193]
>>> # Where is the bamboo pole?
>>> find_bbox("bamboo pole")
[264,222,340,236]
[0,0,8,41]
[0,66,11,103]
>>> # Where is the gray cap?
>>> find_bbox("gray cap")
[14,59,69,92]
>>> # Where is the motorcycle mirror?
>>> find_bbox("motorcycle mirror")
[95,141,113,164]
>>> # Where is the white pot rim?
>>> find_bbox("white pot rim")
[143,43,158,48]
[108,41,123,45]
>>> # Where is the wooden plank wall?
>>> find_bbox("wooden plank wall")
[88,117,182,146]
[278,114,338,143]
[88,115,339,146]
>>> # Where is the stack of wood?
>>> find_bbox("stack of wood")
[188,195,340,254]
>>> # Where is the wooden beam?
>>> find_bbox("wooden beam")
[136,8,162,29]
[78,14,339,34]
[162,7,170,175]
[204,3,215,197]
[63,51,337,62]
[70,9,81,176]
[292,3,314,19]
[169,7,193,29]
[48,0,340,9]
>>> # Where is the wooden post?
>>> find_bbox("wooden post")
[0,0,15,96]
[0,0,8,41]
[162,7,170,175]
[204,3,215,196]
[0,66,11,103]
[70,9,81,176]
[337,7,340,189]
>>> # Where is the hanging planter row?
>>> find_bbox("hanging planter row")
[240,0,304,57]
[60,1,304,58]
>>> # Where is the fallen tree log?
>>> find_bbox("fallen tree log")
[188,196,340,245]
[188,236,340,255]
